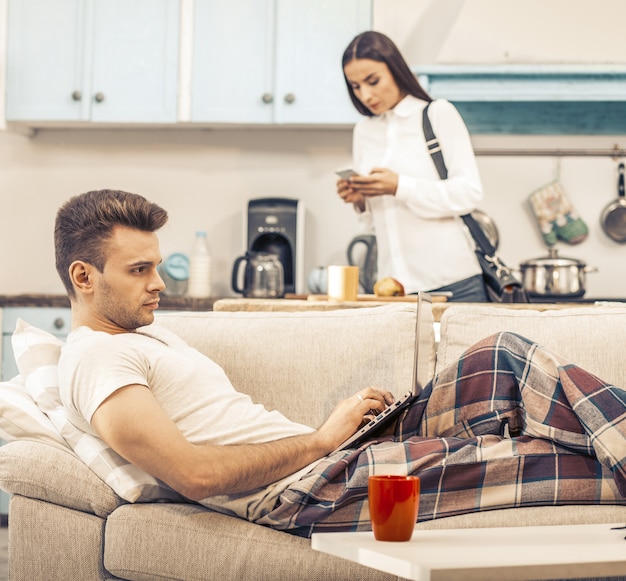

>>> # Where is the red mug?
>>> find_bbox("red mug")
[368,475,420,542]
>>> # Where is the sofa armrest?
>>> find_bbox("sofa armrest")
[0,440,124,518]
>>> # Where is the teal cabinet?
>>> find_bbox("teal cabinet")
[6,0,179,123]
[416,65,626,134]
[191,0,371,124]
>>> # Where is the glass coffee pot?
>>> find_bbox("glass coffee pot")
[231,252,285,298]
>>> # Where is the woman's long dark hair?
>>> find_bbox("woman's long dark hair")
[342,31,432,116]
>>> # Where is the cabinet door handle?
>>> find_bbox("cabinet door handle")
[284,93,296,104]
[94,92,105,103]
[261,93,274,104]
[53,318,65,330]
[71,90,82,101]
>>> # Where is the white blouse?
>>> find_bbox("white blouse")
[352,95,484,293]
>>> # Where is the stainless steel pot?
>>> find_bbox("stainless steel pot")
[519,249,596,298]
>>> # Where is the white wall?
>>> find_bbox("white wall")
[0,127,357,296]
[1,0,626,299]
[467,134,626,299]
[375,0,626,65]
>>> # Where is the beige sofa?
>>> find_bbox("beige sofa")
[1,303,626,580]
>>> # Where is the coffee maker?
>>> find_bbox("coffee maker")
[244,198,304,294]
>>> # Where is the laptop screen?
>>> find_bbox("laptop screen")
[412,292,434,395]
[332,292,435,452]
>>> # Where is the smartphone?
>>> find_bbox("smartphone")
[335,167,359,181]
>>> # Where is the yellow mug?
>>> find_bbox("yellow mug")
[326,265,359,302]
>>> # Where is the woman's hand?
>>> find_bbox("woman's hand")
[337,178,366,212]
[349,167,399,197]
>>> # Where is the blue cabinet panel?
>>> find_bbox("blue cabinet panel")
[192,0,371,124]
[6,0,85,121]
[417,66,626,134]
[455,101,626,135]
[6,0,179,123]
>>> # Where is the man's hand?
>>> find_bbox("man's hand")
[315,387,395,450]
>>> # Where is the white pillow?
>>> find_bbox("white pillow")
[11,319,182,504]
[0,375,67,449]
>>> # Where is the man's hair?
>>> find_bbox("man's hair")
[54,189,168,297]
[342,31,432,117]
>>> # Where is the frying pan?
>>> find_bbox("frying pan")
[601,162,626,243]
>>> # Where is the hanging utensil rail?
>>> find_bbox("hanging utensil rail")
[474,144,624,158]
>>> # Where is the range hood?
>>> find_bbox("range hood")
[414,65,626,134]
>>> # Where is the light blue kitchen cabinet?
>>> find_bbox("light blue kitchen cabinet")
[191,0,371,125]
[6,0,179,123]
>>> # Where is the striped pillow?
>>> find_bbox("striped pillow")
[11,319,182,504]
[0,375,67,448]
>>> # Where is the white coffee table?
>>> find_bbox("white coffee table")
[312,523,626,581]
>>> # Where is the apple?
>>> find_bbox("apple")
[373,277,405,297]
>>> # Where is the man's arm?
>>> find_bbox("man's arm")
[91,384,391,501]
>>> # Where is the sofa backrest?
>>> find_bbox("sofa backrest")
[437,305,626,389]
[156,304,428,428]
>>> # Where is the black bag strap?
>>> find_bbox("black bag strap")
[422,102,497,257]
[422,103,448,180]
[423,103,527,301]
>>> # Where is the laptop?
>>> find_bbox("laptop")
[333,292,434,452]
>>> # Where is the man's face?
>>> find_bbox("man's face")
[90,226,165,333]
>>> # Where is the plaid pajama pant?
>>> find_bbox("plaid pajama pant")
[257,332,626,537]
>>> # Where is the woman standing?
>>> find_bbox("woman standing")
[337,31,487,302]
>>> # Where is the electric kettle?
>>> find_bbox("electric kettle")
[231,252,285,298]
[346,234,377,294]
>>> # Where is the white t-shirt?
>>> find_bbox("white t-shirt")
[58,324,317,521]
[352,96,484,292]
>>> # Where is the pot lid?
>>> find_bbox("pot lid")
[520,248,587,268]
[471,209,499,250]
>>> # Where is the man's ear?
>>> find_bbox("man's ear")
[68,261,95,294]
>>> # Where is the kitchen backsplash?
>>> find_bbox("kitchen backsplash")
[0,128,624,299]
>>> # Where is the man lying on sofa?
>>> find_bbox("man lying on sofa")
[54,188,626,537]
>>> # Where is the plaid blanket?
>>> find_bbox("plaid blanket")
[257,332,626,537]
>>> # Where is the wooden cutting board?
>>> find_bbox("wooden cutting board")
[303,294,448,302]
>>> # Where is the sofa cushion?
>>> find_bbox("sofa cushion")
[0,440,123,518]
[437,305,626,389]
[105,503,395,581]
[412,503,626,530]
[8,495,113,580]
[11,319,184,504]
[156,304,427,428]
[0,375,67,449]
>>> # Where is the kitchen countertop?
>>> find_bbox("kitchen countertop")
[213,297,626,321]
[0,294,221,311]
[3,295,624,321]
